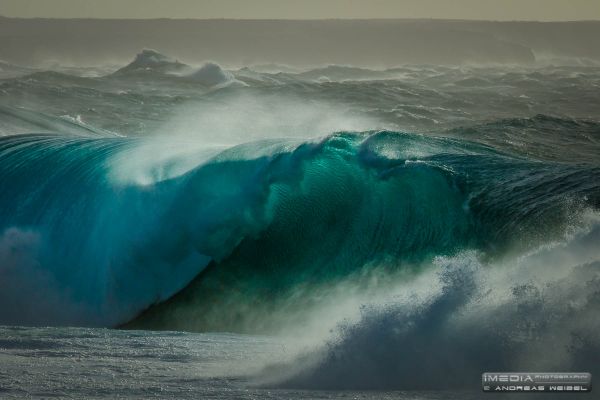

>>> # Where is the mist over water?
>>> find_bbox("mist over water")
[0,44,599,398]
[260,217,600,390]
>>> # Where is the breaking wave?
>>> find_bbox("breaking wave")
[0,117,597,331]
[262,216,600,389]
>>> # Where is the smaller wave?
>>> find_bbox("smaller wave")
[0,60,35,79]
[445,114,600,164]
[112,48,188,76]
[297,65,392,82]
[184,62,239,87]
[109,49,242,88]
[0,105,121,137]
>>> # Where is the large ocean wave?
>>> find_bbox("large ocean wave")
[0,119,598,330]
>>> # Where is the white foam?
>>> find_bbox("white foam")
[261,213,600,389]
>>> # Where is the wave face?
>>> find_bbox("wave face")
[126,125,600,333]
[1,121,598,329]
[0,134,207,325]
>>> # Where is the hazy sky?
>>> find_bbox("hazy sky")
[1,0,599,21]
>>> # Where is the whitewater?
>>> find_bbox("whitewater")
[0,50,599,399]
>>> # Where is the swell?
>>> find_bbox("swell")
[0,126,598,328]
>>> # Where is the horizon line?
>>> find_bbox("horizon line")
[1,15,599,23]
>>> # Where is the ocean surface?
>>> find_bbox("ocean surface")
[0,51,599,398]
[0,326,485,400]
